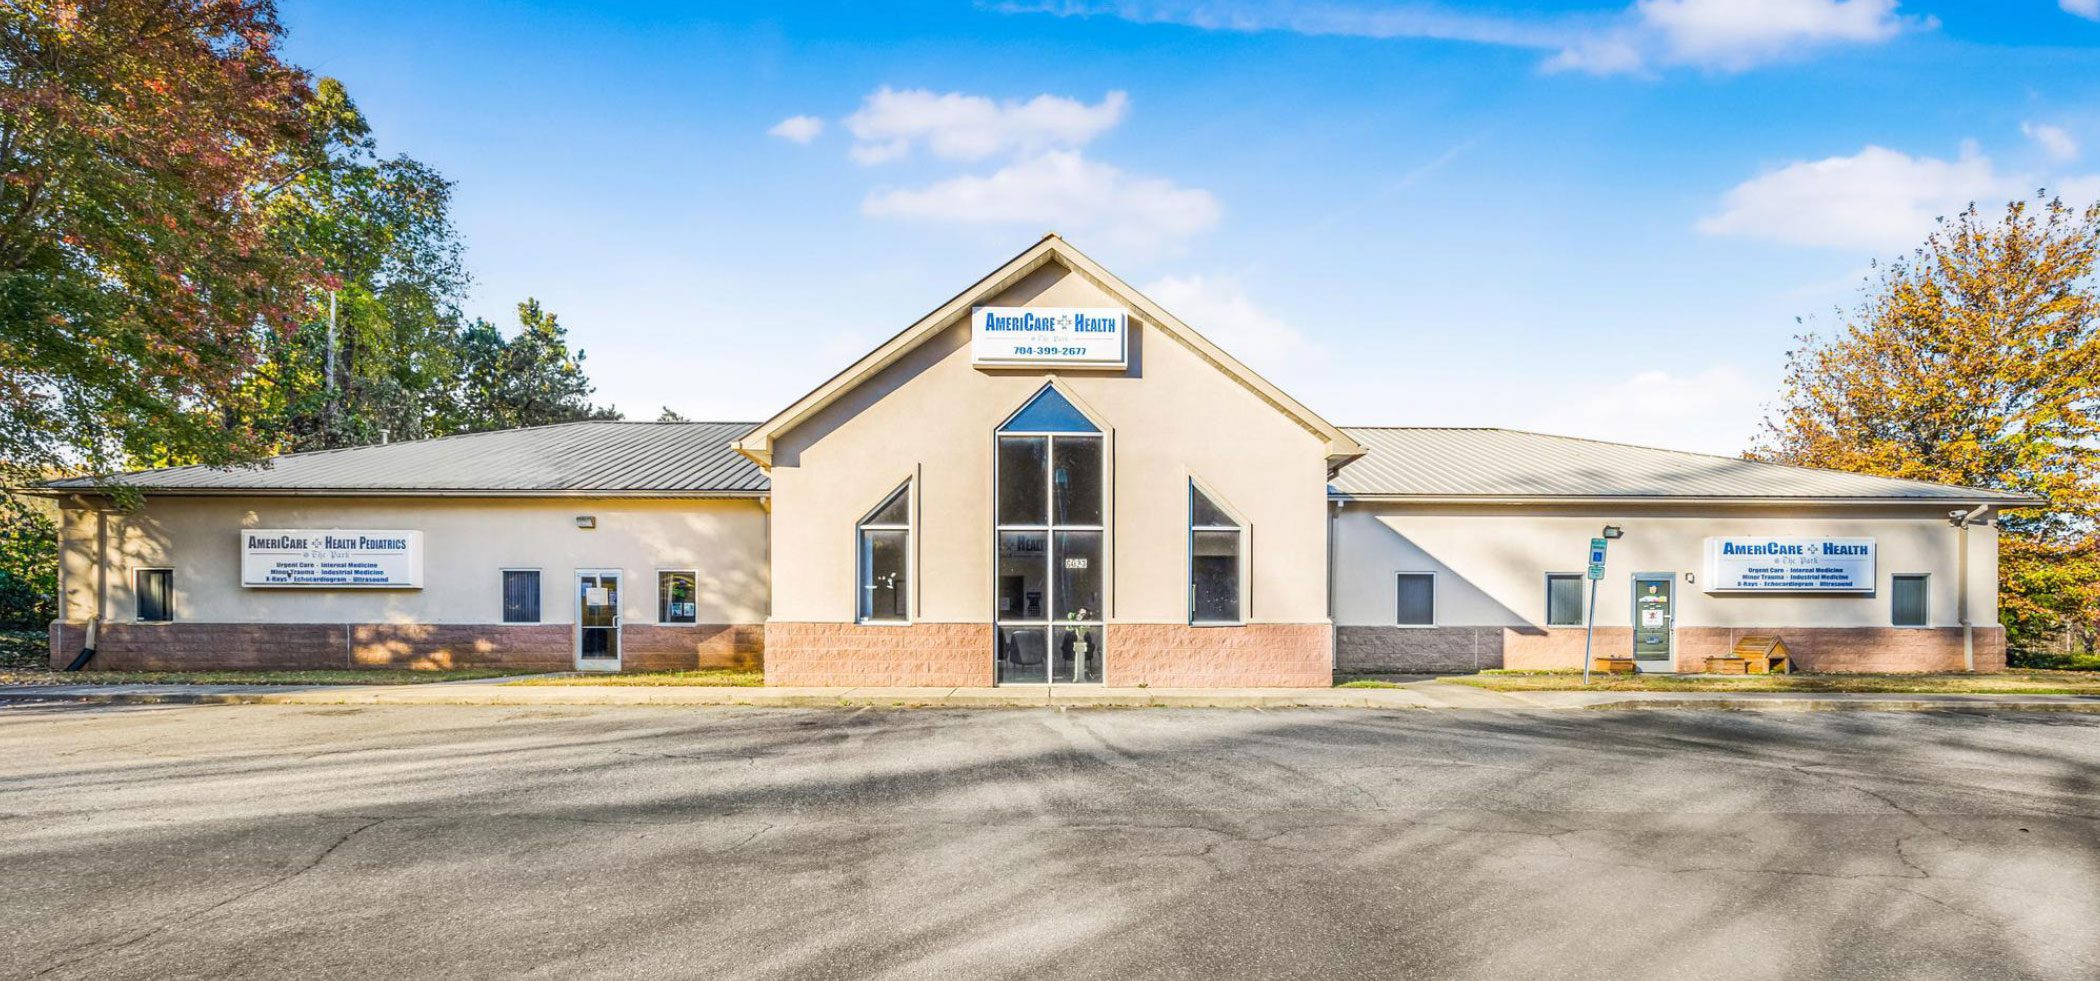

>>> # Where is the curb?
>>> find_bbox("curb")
[4,687,2098,713]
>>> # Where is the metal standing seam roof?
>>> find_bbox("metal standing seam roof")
[1329,428,2039,504]
[40,421,769,495]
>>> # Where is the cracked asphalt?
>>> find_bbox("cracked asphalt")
[4,705,2098,980]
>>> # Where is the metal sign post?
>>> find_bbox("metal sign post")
[1582,536,1607,685]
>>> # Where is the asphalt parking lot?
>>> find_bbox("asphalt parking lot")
[4,705,2098,980]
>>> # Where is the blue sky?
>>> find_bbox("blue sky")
[278,1,2100,453]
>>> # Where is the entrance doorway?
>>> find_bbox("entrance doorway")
[1632,574,1674,672]
[994,386,1105,685]
[575,570,622,671]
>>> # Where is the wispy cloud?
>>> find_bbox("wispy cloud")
[2065,0,2100,22]
[2024,121,2080,163]
[1700,141,2100,253]
[862,149,1220,252]
[844,88,1129,164]
[999,0,1927,76]
[767,115,825,144]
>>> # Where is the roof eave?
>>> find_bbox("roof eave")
[1327,492,2045,507]
[31,487,771,500]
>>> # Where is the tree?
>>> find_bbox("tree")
[449,299,619,431]
[1755,195,2100,657]
[237,79,468,451]
[0,1,319,482]
[657,407,689,422]
[0,493,57,630]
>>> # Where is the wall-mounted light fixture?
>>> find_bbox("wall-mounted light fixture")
[1602,525,1624,540]
[574,516,597,529]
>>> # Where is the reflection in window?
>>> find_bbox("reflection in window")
[659,571,698,624]
[1892,574,1928,627]
[135,569,173,623]
[1546,573,1583,626]
[1190,484,1241,623]
[997,384,1105,683]
[1397,573,1435,626]
[502,570,541,623]
[858,483,911,622]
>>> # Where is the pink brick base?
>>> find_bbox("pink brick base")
[1500,625,2005,673]
[1105,623,1333,688]
[48,620,764,673]
[763,622,994,687]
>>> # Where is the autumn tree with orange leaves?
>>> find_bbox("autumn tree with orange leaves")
[1756,196,2100,661]
[0,0,319,482]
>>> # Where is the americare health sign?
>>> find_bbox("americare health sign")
[241,530,424,588]
[971,306,1127,368]
[1704,537,1875,593]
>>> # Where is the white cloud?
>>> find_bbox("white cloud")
[861,149,1219,252]
[767,114,824,144]
[1006,0,1922,75]
[1699,145,2016,252]
[2065,0,2100,22]
[844,88,1129,164]
[1141,274,1313,368]
[2024,121,2080,162]
[1634,0,1909,71]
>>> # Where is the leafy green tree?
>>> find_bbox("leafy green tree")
[0,0,318,482]
[1755,195,2100,658]
[449,299,619,431]
[657,407,689,422]
[0,494,57,629]
[239,79,469,451]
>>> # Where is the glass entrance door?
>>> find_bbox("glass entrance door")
[576,571,621,671]
[995,387,1105,685]
[1631,574,1673,671]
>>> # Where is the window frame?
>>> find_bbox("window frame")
[1544,572,1585,627]
[1890,572,1930,628]
[500,568,542,624]
[1394,571,1437,628]
[857,479,915,625]
[1187,478,1247,626]
[656,569,699,625]
[133,567,174,623]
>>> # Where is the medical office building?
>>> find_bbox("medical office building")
[39,236,2035,684]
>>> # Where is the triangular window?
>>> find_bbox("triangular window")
[1191,485,1238,529]
[863,483,910,527]
[999,385,1099,434]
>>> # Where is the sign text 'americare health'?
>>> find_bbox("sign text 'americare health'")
[971,306,1127,368]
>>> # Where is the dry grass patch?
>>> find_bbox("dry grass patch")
[1453,670,2100,695]
[511,669,765,687]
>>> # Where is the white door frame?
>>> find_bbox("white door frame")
[574,569,623,672]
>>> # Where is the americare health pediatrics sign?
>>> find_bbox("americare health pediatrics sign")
[240,530,424,588]
[1703,537,1875,593]
[971,306,1127,368]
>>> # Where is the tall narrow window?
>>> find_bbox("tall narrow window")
[1546,573,1584,626]
[658,571,698,624]
[1891,574,1928,627]
[502,570,541,623]
[997,385,1105,684]
[1396,573,1435,626]
[858,483,911,622]
[135,569,172,622]
[1190,483,1242,624]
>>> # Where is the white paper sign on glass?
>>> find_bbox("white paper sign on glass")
[971,307,1127,368]
[1703,537,1875,593]
[240,530,424,588]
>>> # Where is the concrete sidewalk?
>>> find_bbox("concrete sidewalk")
[4,678,2100,712]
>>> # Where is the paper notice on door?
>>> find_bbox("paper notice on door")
[1641,608,1665,628]
[586,587,610,606]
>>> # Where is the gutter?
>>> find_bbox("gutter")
[24,488,772,500]
[1327,493,2046,508]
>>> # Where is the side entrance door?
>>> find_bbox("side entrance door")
[575,570,622,671]
[1631,574,1674,672]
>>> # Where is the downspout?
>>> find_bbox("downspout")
[1952,504,1990,673]
[1327,499,1341,674]
[66,508,108,671]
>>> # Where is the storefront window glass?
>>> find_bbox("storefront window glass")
[997,437,1047,525]
[1397,573,1435,626]
[1190,484,1241,623]
[997,385,1105,684]
[1546,573,1583,626]
[659,571,698,624]
[502,570,541,623]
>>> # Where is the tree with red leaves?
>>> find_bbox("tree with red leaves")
[0,0,319,481]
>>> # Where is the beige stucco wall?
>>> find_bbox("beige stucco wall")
[56,495,769,626]
[1332,502,2000,630]
[766,261,1333,626]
